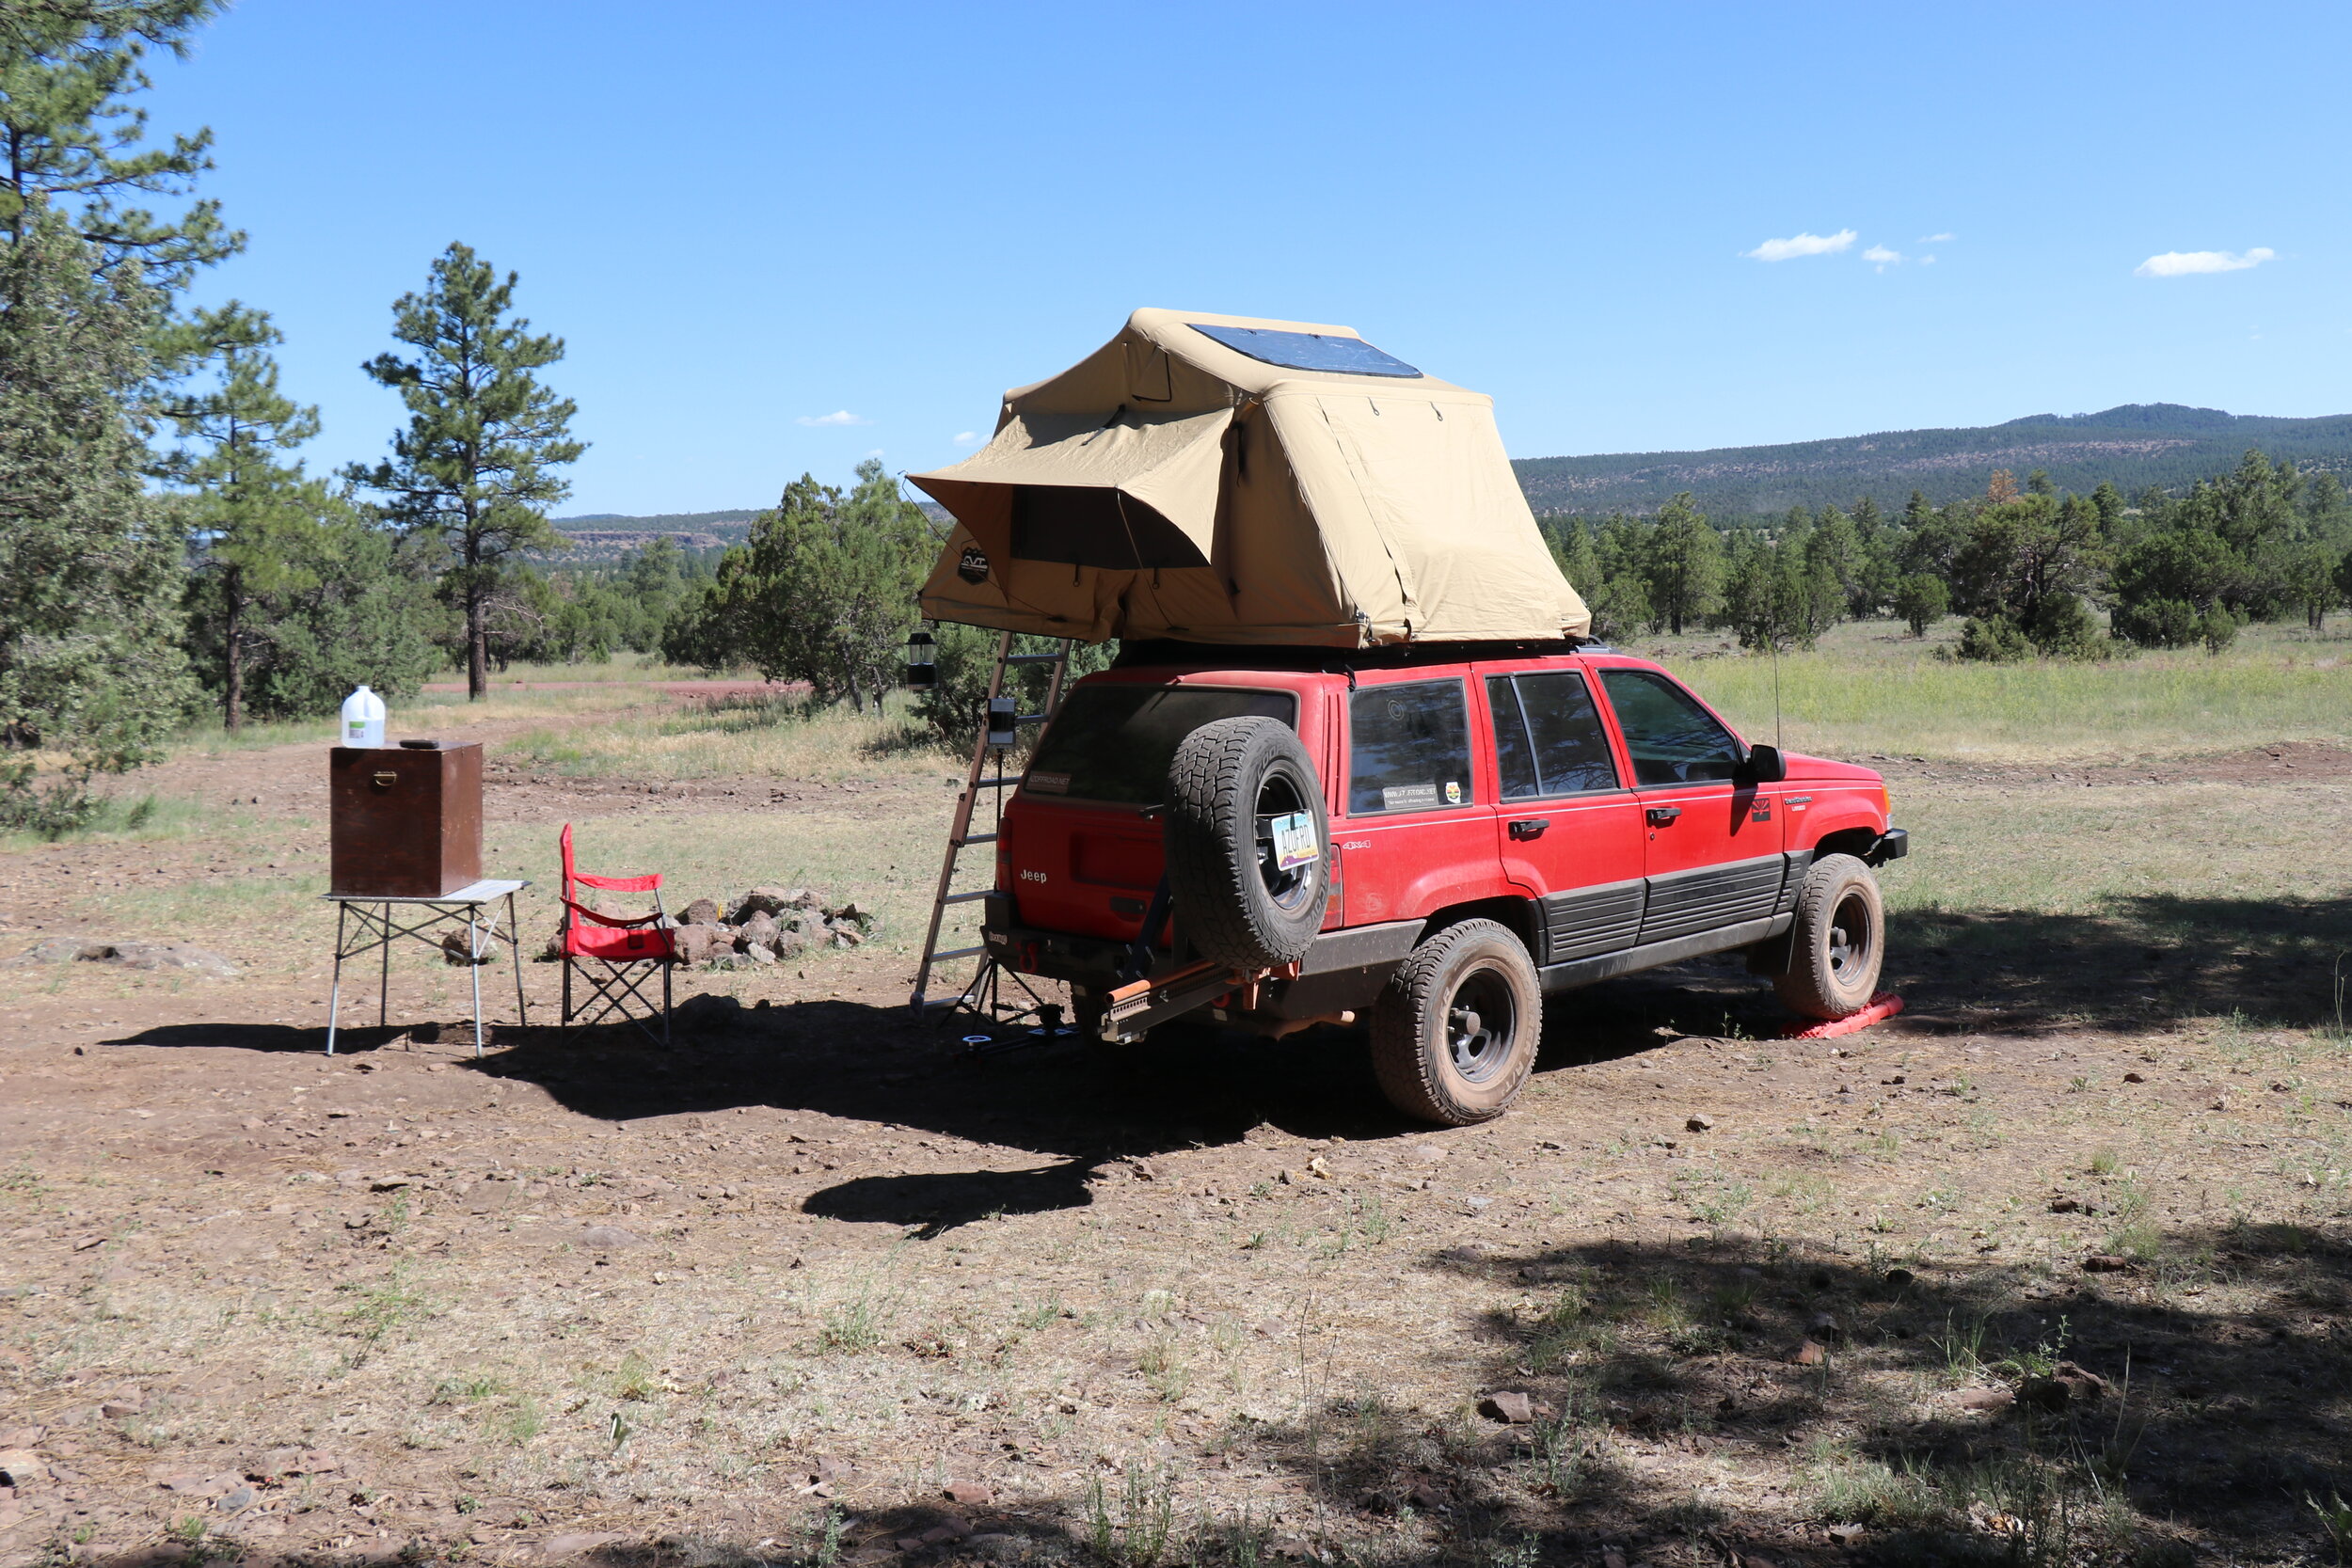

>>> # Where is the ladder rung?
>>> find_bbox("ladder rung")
[942,890,993,904]
[955,832,998,847]
[970,776,1019,789]
[927,943,986,962]
[1018,713,1049,724]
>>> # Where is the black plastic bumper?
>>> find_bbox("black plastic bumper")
[1868,828,1910,864]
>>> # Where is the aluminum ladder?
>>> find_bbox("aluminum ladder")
[908,631,1073,1017]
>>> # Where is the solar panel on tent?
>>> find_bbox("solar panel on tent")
[1188,324,1422,378]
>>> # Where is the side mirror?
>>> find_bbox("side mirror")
[1740,743,1787,785]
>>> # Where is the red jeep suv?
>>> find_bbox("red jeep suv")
[981,640,1907,1125]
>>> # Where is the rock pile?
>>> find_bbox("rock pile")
[543,885,878,969]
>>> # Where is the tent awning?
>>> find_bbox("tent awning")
[910,405,1233,572]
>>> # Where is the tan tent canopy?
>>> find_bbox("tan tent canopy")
[910,309,1590,647]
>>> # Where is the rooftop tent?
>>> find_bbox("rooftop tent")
[910,309,1591,648]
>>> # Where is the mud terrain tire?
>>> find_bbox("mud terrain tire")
[1370,919,1541,1125]
[1162,716,1329,971]
[1774,852,1885,1020]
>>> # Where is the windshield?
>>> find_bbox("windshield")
[1025,685,1298,805]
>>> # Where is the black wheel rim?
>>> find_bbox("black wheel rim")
[1827,890,1874,978]
[1445,965,1517,1084]
[1251,769,1316,911]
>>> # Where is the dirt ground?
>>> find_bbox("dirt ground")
[4,702,2352,1568]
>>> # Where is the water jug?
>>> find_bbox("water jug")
[341,685,387,748]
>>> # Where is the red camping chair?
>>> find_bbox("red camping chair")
[559,823,675,1045]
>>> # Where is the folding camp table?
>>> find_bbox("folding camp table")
[321,879,530,1057]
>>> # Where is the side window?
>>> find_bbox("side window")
[1487,671,1620,799]
[1597,670,1744,786]
[1486,676,1540,800]
[1349,679,1473,814]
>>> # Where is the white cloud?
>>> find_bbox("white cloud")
[1917,232,1955,243]
[1919,255,1937,265]
[1743,228,1857,261]
[952,431,983,446]
[2135,246,2275,277]
[864,448,885,459]
[795,409,871,427]
[1863,245,1902,267]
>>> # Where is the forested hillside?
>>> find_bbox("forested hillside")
[1513,404,2352,519]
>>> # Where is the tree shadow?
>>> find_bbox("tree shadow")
[1228,1221,2352,1563]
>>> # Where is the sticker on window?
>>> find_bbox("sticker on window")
[1027,771,1070,794]
[1444,781,1462,804]
[1269,811,1319,869]
[1382,782,1440,812]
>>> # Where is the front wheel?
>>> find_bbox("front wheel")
[1773,853,1885,1020]
[1370,919,1541,1125]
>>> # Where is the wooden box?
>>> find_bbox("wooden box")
[328,740,484,897]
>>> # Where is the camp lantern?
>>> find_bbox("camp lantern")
[985,695,1018,751]
[905,628,937,689]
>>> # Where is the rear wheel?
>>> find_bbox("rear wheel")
[1774,853,1885,1020]
[1370,919,1540,1125]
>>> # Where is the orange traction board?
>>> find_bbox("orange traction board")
[1780,991,1904,1040]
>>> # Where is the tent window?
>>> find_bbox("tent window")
[1188,324,1422,378]
[1009,485,1208,571]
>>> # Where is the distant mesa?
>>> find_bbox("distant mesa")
[1512,403,2352,517]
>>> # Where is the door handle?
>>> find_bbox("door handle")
[1645,806,1683,827]
[1507,817,1550,840]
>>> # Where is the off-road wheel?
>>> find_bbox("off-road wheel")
[1162,716,1329,971]
[1370,919,1541,1125]
[1774,852,1885,1020]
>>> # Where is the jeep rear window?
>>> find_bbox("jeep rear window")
[1348,680,1473,815]
[1025,686,1296,805]
[1486,672,1620,799]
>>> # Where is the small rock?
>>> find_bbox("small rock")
[1406,1482,1444,1510]
[99,1392,144,1418]
[944,1481,994,1507]
[540,1531,624,1560]
[438,929,495,966]
[0,1429,43,1450]
[745,942,776,965]
[155,1471,243,1498]
[2020,1361,2109,1411]
[2049,1197,2083,1213]
[2081,1254,2132,1273]
[1686,1114,1716,1132]
[2122,1072,2145,1084]
[1956,1386,2013,1412]
[2210,1095,2233,1112]
[1478,1391,1535,1423]
[216,1484,257,1514]
[680,897,722,927]
[1826,1523,1864,1545]
[1808,1312,1842,1340]
[1603,1552,1628,1568]
[577,1225,646,1250]
[0,1451,48,1487]
[1791,1339,1827,1366]
[1883,1267,1915,1288]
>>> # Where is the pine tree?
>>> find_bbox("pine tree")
[1638,492,1723,634]
[162,303,320,731]
[349,243,584,699]
[0,200,190,825]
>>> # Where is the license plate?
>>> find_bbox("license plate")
[1270,811,1319,870]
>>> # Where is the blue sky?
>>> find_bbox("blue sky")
[146,1,2351,516]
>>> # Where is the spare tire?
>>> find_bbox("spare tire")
[1162,716,1329,970]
